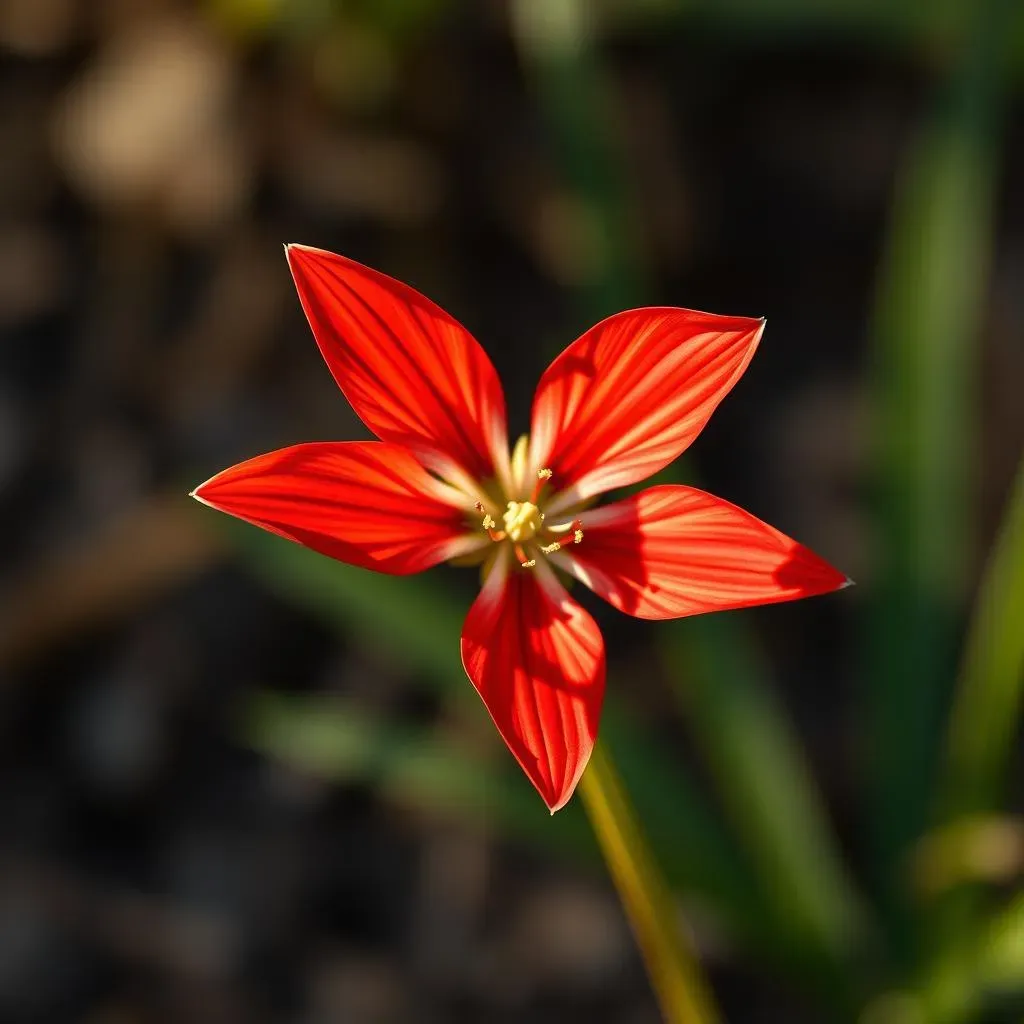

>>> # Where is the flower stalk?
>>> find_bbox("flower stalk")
[580,741,720,1024]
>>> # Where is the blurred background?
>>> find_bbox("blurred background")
[1,0,1023,1021]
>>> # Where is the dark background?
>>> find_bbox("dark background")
[1,1,1023,1021]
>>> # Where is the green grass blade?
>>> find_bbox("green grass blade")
[242,688,775,951]
[941,450,1024,820]
[510,0,643,320]
[864,0,1008,953]
[925,448,1024,960]
[664,615,865,999]
[918,889,1024,1023]
[244,690,592,847]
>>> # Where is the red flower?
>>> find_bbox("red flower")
[193,246,848,811]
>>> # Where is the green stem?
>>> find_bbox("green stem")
[579,741,721,1024]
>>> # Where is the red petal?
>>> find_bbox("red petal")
[461,558,606,812]
[530,308,764,505]
[557,485,848,619]
[192,442,483,575]
[286,245,508,484]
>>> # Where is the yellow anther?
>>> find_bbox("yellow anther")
[514,543,536,568]
[574,527,584,545]
[540,541,562,554]
[503,501,543,543]
[475,500,506,540]
[532,467,553,502]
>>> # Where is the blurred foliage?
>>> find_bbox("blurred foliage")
[865,0,1011,961]
[228,0,1024,1019]
[942,453,1024,823]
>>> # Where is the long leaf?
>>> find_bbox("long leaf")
[919,889,1024,1023]
[941,450,1024,820]
[927,447,1024,959]
[510,0,642,321]
[664,615,865,1001]
[864,0,1007,955]
[242,688,775,951]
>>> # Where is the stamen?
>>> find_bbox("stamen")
[540,519,582,555]
[515,545,536,568]
[475,500,506,542]
[531,468,553,503]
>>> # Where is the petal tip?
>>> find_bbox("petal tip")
[190,468,226,508]
[189,484,215,510]
[283,242,320,269]
[546,788,575,814]
[840,576,856,589]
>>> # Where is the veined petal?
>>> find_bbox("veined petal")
[286,245,509,486]
[461,556,606,812]
[530,308,764,507]
[192,442,485,575]
[555,485,848,619]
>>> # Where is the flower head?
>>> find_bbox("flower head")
[193,245,848,811]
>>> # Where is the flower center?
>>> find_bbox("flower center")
[474,467,583,570]
[503,500,543,543]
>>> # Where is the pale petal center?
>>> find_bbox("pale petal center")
[503,500,544,543]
